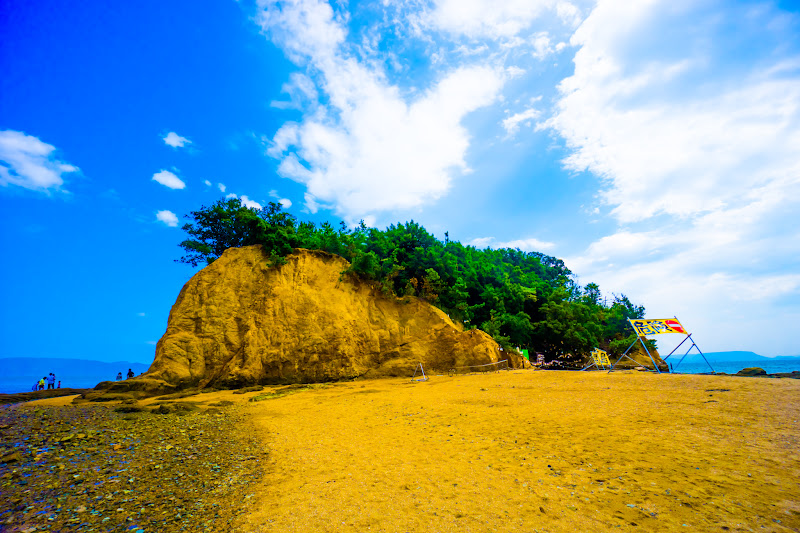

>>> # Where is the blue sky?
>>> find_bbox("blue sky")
[2,0,799,363]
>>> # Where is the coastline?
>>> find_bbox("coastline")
[0,388,91,406]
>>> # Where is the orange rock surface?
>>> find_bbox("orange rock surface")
[147,246,512,387]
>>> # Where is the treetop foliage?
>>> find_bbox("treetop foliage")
[177,198,650,362]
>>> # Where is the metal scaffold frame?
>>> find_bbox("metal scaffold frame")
[608,318,714,374]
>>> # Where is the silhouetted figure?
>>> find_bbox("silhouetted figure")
[126,368,134,379]
[57,381,61,389]
[116,372,122,381]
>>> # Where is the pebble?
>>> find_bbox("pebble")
[0,403,266,532]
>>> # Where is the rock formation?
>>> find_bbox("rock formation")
[737,367,766,376]
[143,246,512,387]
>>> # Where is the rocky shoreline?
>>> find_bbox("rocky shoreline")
[716,367,800,379]
[0,401,266,532]
[0,389,92,406]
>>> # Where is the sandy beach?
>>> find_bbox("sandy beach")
[2,369,799,532]
[235,370,800,532]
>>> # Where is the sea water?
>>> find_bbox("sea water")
[669,358,800,375]
[0,376,117,394]
[0,359,150,394]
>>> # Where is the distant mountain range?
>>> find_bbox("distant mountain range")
[667,351,800,362]
[0,357,151,393]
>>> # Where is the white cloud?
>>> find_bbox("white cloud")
[257,0,506,223]
[503,107,541,137]
[468,237,496,248]
[225,193,264,210]
[156,210,179,227]
[506,66,526,78]
[137,312,146,317]
[204,179,212,186]
[497,237,555,251]
[0,130,78,193]
[426,0,562,39]
[163,132,192,148]
[269,190,293,209]
[271,72,319,110]
[555,0,583,28]
[468,236,554,251]
[239,195,263,209]
[531,32,553,59]
[152,170,186,190]
[258,0,346,62]
[553,0,800,354]
[417,0,587,48]
[546,1,800,224]
[218,183,226,193]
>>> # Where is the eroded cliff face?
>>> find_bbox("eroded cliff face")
[147,246,509,386]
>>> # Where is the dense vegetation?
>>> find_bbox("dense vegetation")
[177,198,650,362]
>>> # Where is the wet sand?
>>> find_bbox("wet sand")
[236,370,800,532]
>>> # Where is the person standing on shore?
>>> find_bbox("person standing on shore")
[57,381,61,389]
[126,368,134,379]
[47,373,56,389]
[116,372,122,381]
[38,377,45,390]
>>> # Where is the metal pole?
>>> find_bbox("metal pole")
[639,338,661,374]
[583,350,598,371]
[673,345,693,371]
[609,337,640,373]
[691,336,715,373]
[663,334,692,361]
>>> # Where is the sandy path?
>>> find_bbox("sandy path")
[235,370,800,532]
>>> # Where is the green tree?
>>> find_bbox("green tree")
[421,268,445,301]
[346,250,381,280]
[582,282,602,306]
[177,198,296,266]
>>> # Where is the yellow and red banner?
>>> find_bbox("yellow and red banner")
[630,318,687,336]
